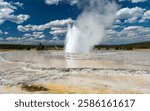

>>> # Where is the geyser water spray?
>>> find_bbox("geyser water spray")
[65,0,118,53]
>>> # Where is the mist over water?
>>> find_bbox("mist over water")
[65,0,118,53]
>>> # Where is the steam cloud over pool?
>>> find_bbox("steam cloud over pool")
[65,0,118,53]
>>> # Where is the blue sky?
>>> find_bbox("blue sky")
[0,0,150,45]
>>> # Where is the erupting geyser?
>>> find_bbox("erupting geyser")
[65,0,118,53]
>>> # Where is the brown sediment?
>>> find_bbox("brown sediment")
[44,83,143,94]
[0,73,148,94]
[19,83,142,94]
[0,82,143,94]
[16,73,150,94]
[21,84,49,92]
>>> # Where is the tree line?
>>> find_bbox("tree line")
[0,41,150,50]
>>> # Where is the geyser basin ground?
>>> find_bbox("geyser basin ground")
[0,50,150,94]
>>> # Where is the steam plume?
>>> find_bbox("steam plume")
[65,0,118,53]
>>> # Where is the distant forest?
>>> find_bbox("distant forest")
[95,41,150,50]
[0,41,150,50]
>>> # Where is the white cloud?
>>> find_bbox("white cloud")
[50,19,74,26]
[6,37,18,41]
[2,25,150,45]
[17,23,50,32]
[52,36,59,40]
[32,32,45,38]
[0,30,9,35]
[24,32,46,39]
[51,27,67,31]
[44,0,79,5]
[4,32,9,35]
[119,0,149,3]
[114,20,121,24]
[48,38,64,45]
[3,36,47,45]
[15,14,30,24]
[18,18,73,32]
[0,0,30,25]
[45,0,62,5]
[131,0,148,3]
[140,10,150,22]
[143,11,150,20]
[117,7,145,19]
[2,35,64,45]
[105,26,150,44]
[118,0,126,2]
[116,7,150,23]
[13,2,23,8]
[17,18,73,38]
[50,27,67,36]
[50,29,67,36]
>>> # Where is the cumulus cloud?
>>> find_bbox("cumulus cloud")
[50,19,74,26]
[45,0,62,5]
[105,26,150,44]
[17,18,73,37]
[0,0,30,25]
[44,0,78,5]
[131,0,148,3]
[6,37,18,41]
[119,0,149,3]
[48,37,64,45]
[50,27,67,36]
[3,18,73,45]
[50,30,67,36]
[1,31,46,44]
[17,23,51,32]
[2,36,47,45]
[139,10,150,22]
[116,7,150,23]
[0,30,9,35]
[52,36,59,40]
[4,32,9,35]
[17,18,73,32]
[23,32,45,39]
[12,2,23,8]
[2,35,63,45]
[2,25,150,45]
[143,11,150,19]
